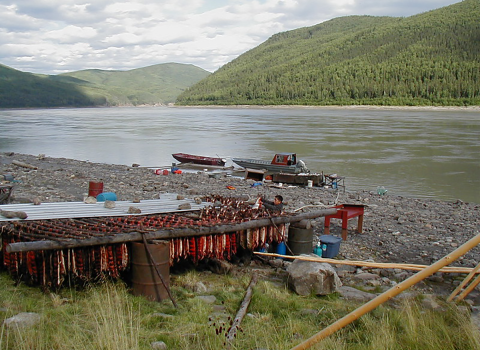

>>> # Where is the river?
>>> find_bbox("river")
[0,106,479,203]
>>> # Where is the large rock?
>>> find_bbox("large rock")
[337,286,376,302]
[3,312,41,329]
[286,258,342,296]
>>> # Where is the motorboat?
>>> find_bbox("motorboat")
[232,153,308,174]
[172,153,226,166]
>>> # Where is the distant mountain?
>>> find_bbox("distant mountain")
[0,63,210,108]
[177,0,480,107]
[59,63,211,106]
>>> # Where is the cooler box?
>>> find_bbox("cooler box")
[319,235,342,258]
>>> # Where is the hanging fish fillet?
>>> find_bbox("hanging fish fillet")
[246,229,252,250]
[259,227,267,248]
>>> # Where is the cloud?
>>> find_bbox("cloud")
[0,0,462,74]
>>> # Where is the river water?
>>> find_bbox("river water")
[0,106,479,203]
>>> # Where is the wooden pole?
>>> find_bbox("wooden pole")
[226,274,258,344]
[289,232,480,350]
[447,261,480,301]
[454,273,480,302]
[254,252,480,274]
[7,208,337,253]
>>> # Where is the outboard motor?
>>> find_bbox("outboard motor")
[296,160,309,173]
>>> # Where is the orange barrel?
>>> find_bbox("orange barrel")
[131,240,170,302]
[88,181,104,197]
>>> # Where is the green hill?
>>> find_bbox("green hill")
[59,63,210,106]
[0,64,107,108]
[0,63,210,108]
[176,0,480,106]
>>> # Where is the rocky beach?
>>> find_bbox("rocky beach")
[1,152,480,301]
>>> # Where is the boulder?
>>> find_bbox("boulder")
[286,258,342,296]
[337,286,376,302]
[151,341,167,349]
[3,312,41,329]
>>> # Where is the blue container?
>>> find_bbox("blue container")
[276,241,287,256]
[96,192,117,202]
[319,235,342,258]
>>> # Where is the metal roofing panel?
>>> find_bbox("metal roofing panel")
[0,195,209,221]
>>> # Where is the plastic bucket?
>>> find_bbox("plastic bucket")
[88,181,104,197]
[288,227,314,255]
[96,192,117,201]
[307,180,313,187]
[131,240,170,302]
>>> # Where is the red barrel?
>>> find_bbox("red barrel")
[88,181,104,197]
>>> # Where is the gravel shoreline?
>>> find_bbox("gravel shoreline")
[1,152,479,271]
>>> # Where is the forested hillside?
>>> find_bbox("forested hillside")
[176,0,480,106]
[0,63,210,108]
[0,64,107,108]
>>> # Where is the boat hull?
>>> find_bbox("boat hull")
[172,153,226,166]
[232,158,299,174]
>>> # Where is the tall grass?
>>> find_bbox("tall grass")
[0,271,479,349]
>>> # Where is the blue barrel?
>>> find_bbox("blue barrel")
[276,241,286,255]
[96,192,117,201]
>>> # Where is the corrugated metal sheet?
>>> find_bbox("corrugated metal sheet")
[0,194,209,221]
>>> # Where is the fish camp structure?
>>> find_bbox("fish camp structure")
[0,195,336,290]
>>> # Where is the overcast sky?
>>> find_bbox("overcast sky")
[0,0,460,75]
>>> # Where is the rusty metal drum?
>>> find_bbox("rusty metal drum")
[88,181,104,198]
[131,240,170,302]
[288,227,314,255]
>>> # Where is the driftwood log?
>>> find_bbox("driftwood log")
[6,208,337,253]
[226,273,258,344]
[11,160,38,170]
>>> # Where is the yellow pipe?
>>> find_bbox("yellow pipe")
[290,232,480,350]
[447,261,480,301]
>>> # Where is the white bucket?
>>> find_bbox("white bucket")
[307,180,313,187]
